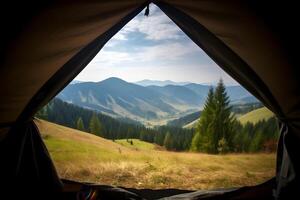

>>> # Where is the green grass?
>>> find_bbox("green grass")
[238,107,274,125]
[115,139,158,151]
[36,119,276,190]
[183,119,199,129]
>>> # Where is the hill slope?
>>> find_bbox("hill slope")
[167,111,201,127]
[183,119,199,129]
[37,119,276,189]
[238,107,274,124]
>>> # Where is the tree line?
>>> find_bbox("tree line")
[36,98,194,151]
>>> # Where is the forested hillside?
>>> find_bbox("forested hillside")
[36,98,194,151]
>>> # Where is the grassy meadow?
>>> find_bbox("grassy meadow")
[238,107,274,125]
[36,119,276,190]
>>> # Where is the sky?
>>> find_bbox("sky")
[74,4,238,85]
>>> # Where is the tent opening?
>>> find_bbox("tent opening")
[35,3,279,191]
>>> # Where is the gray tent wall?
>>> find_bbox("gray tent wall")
[0,0,299,199]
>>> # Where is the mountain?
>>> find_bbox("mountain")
[58,77,190,123]
[135,79,191,87]
[57,77,257,125]
[147,85,203,106]
[184,83,257,104]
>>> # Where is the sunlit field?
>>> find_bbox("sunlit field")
[37,119,276,190]
[238,107,274,124]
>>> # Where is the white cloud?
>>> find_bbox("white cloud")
[93,50,134,65]
[125,13,181,40]
[110,4,182,42]
[89,41,199,68]
[111,31,127,40]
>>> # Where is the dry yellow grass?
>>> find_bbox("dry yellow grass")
[36,119,276,190]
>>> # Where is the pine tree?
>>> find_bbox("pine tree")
[190,131,201,151]
[89,113,103,136]
[249,131,263,152]
[212,79,236,153]
[191,87,215,152]
[191,80,237,154]
[163,132,172,150]
[76,117,85,131]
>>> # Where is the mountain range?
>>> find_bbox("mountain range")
[58,77,257,126]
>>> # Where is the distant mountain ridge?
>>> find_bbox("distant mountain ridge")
[57,77,257,125]
[135,79,191,87]
[70,80,83,84]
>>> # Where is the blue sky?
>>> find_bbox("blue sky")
[75,4,238,85]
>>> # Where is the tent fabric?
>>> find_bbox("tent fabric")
[0,0,146,127]
[0,120,63,194]
[0,0,299,199]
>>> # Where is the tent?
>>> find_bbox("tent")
[0,0,299,199]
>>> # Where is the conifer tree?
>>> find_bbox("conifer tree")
[89,113,103,136]
[191,80,237,154]
[190,131,201,151]
[76,117,85,131]
[191,87,215,152]
[213,79,236,153]
[163,132,172,150]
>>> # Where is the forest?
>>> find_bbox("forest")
[36,98,194,151]
[36,80,279,153]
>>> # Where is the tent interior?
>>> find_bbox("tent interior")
[0,0,299,199]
